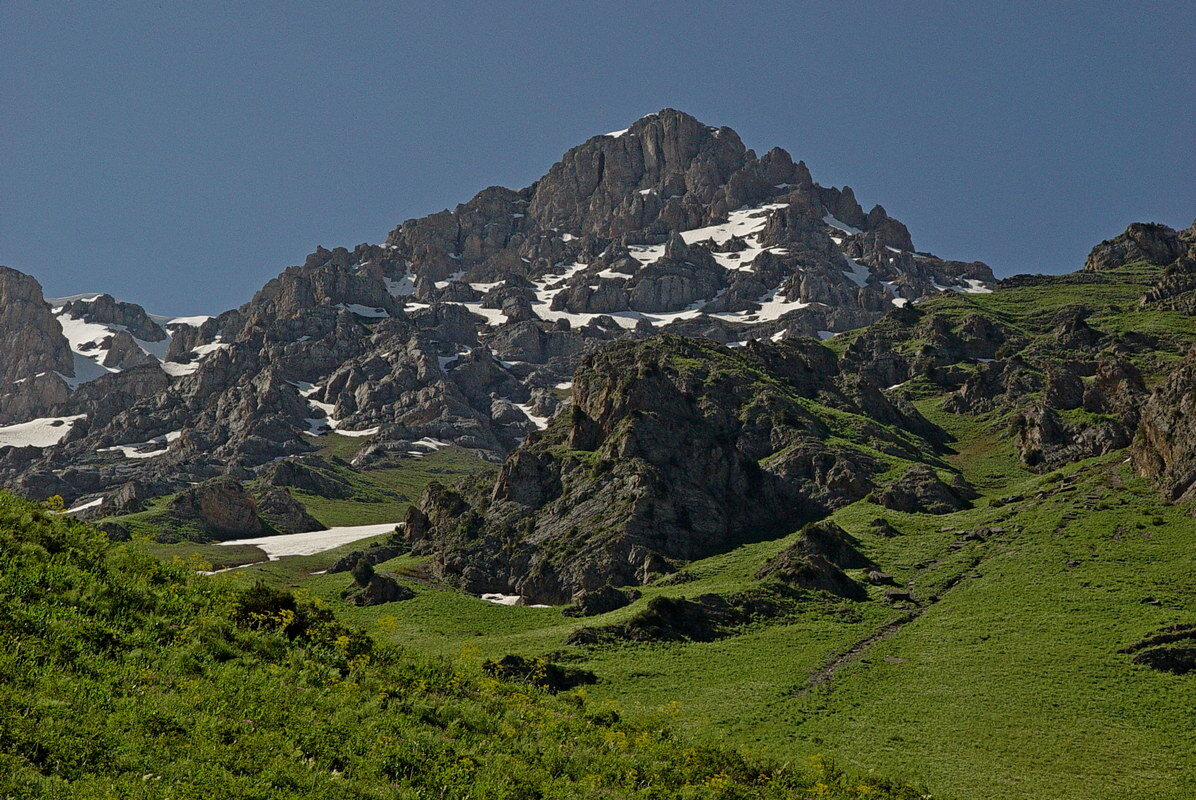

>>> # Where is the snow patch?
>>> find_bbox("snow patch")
[99,430,182,459]
[822,214,862,235]
[216,522,401,561]
[0,415,85,448]
[66,497,103,514]
[340,303,389,318]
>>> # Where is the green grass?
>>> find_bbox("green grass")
[262,388,1196,800]
[123,263,1196,799]
[0,491,934,799]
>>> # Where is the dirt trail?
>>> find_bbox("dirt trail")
[795,549,987,697]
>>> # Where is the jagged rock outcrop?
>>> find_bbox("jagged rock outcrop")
[0,267,74,424]
[259,456,357,499]
[869,464,977,514]
[1015,406,1131,471]
[562,585,642,618]
[754,521,868,599]
[0,267,73,384]
[1,110,998,507]
[343,573,415,606]
[408,335,945,603]
[1132,350,1196,503]
[168,475,265,539]
[59,294,167,342]
[1084,223,1185,272]
[253,486,324,533]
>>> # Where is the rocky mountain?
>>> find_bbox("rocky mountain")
[0,109,996,511]
[404,334,952,603]
[405,216,1196,603]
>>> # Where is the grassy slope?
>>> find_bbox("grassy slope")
[1,491,937,799]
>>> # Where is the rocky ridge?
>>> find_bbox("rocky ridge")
[0,109,997,512]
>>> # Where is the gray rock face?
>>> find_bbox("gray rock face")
[562,585,642,617]
[101,330,161,370]
[0,109,997,512]
[870,465,977,514]
[254,486,324,534]
[0,267,73,423]
[409,335,947,603]
[1133,350,1196,503]
[169,476,264,539]
[344,573,415,606]
[59,294,166,342]
[1084,223,1184,272]
[1015,406,1131,472]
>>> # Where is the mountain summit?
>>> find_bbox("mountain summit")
[2,109,995,505]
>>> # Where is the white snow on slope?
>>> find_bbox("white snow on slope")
[385,274,417,297]
[961,278,993,294]
[840,256,872,288]
[932,278,994,295]
[481,593,551,608]
[66,497,103,514]
[514,403,550,430]
[48,299,226,389]
[296,381,379,438]
[216,522,401,560]
[822,214,862,235]
[0,415,86,448]
[340,303,390,318]
[406,437,450,457]
[98,430,182,459]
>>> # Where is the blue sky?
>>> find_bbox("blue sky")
[3,1,1193,314]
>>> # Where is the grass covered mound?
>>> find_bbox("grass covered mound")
[0,492,928,799]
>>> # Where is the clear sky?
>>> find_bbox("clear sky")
[3,1,1193,315]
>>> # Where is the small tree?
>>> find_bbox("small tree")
[351,559,375,587]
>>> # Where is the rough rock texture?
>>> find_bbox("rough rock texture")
[259,456,357,499]
[1,110,995,508]
[562,585,642,617]
[329,543,404,574]
[0,267,74,424]
[869,465,977,514]
[59,294,167,342]
[753,521,868,600]
[481,654,597,692]
[168,476,265,539]
[565,586,814,646]
[1084,223,1184,272]
[253,486,324,533]
[343,574,415,606]
[409,335,944,603]
[0,267,73,384]
[1132,350,1196,503]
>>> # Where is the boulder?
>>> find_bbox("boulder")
[869,465,977,514]
[1084,223,1183,271]
[343,573,415,606]
[562,584,641,617]
[169,476,265,538]
[253,486,324,533]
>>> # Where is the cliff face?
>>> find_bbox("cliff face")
[1133,349,1196,504]
[0,267,74,425]
[405,335,951,603]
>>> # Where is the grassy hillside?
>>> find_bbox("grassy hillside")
[0,491,936,799]
[238,427,1195,799]
[126,261,1195,799]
